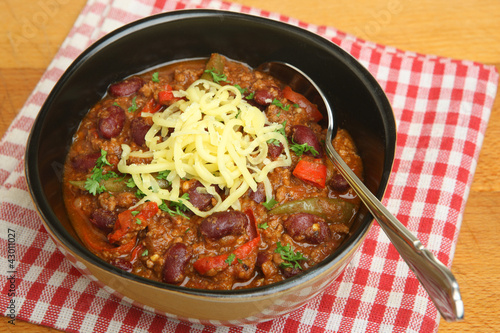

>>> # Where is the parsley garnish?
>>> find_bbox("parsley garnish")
[156,170,170,180]
[96,149,112,167]
[84,149,118,195]
[234,85,255,100]
[156,170,172,187]
[141,249,149,256]
[204,69,228,84]
[258,222,269,230]
[159,193,190,218]
[272,98,290,111]
[275,242,307,270]
[131,210,140,216]
[128,96,138,112]
[126,177,136,188]
[125,177,146,198]
[152,72,160,82]
[289,141,319,157]
[136,189,146,199]
[262,198,278,210]
[234,85,247,94]
[267,121,286,147]
[225,253,236,266]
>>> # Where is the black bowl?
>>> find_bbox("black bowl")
[25,9,396,324]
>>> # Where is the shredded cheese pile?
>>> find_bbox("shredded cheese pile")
[118,79,291,217]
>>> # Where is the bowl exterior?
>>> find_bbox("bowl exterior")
[25,9,396,324]
[40,216,367,324]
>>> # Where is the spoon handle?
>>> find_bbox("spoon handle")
[325,140,464,322]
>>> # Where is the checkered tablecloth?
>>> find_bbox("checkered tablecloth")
[1,0,498,332]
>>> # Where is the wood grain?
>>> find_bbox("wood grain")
[1,0,499,332]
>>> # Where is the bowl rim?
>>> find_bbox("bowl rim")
[25,9,396,299]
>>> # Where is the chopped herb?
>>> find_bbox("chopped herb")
[245,92,255,100]
[84,170,105,196]
[156,170,170,180]
[152,72,160,82]
[131,210,140,216]
[267,121,286,147]
[141,249,149,256]
[225,253,236,266]
[113,174,127,182]
[125,177,146,198]
[126,178,136,188]
[289,141,319,157]
[84,149,118,195]
[136,188,146,199]
[293,103,300,108]
[96,149,112,167]
[258,222,269,230]
[204,69,228,84]
[275,242,307,270]
[272,98,290,111]
[262,198,278,210]
[113,102,121,107]
[128,96,138,112]
[135,218,142,225]
[234,85,247,94]
[159,193,190,218]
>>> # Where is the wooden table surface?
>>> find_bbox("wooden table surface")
[1,0,499,332]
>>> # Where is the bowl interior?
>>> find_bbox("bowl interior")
[26,10,396,295]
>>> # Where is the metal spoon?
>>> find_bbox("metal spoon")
[257,61,464,322]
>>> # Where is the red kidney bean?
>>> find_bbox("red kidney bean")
[246,99,266,111]
[267,142,284,159]
[187,180,214,211]
[245,208,258,240]
[89,208,116,232]
[291,125,323,157]
[329,174,350,193]
[108,76,144,97]
[248,183,266,204]
[280,265,302,278]
[256,252,271,268]
[71,151,101,171]
[284,213,331,244]
[162,243,191,284]
[254,89,274,106]
[98,105,125,139]
[199,211,248,240]
[110,258,133,272]
[130,117,151,146]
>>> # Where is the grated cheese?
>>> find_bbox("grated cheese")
[118,79,291,217]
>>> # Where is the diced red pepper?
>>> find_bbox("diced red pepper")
[193,236,260,276]
[283,86,323,122]
[81,228,137,255]
[138,201,159,219]
[142,98,162,113]
[158,84,178,104]
[233,236,260,259]
[129,244,145,264]
[108,201,158,244]
[293,159,327,188]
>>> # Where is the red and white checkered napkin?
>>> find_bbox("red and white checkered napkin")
[1,0,498,332]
